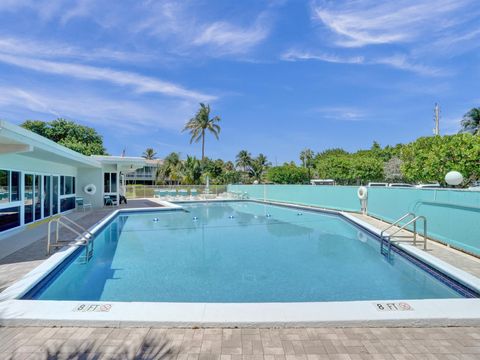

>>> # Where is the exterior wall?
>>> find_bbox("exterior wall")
[1,153,77,176]
[76,168,104,208]
[228,184,480,256]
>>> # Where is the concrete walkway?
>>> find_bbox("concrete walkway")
[349,213,480,278]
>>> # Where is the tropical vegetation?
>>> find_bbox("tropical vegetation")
[21,118,107,156]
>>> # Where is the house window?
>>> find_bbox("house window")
[0,170,21,204]
[104,172,117,193]
[0,206,21,232]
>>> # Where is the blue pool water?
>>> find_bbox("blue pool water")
[26,201,473,302]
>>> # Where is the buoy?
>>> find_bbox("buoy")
[357,186,368,200]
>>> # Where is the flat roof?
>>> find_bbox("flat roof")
[0,120,147,170]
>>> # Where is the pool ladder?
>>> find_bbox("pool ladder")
[47,216,94,263]
[380,212,427,258]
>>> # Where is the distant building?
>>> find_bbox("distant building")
[125,159,163,185]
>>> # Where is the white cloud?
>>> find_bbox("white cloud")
[312,107,366,121]
[281,50,364,64]
[0,53,215,102]
[134,1,271,57]
[281,50,444,76]
[312,0,473,48]
[0,35,150,63]
[193,18,269,55]
[0,86,197,132]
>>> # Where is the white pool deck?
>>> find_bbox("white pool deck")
[1,198,480,328]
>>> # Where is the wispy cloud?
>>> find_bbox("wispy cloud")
[193,18,269,55]
[312,106,366,121]
[133,1,272,57]
[0,35,150,63]
[311,0,474,48]
[0,53,215,101]
[281,50,444,76]
[0,86,196,132]
[282,50,364,64]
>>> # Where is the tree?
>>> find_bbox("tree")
[235,150,252,172]
[182,103,221,160]
[460,108,480,135]
[401,134,480,184]
[384,157,403,182]
[299,148,315,179]
[315,153,383,184]
[21,118,107,156]
[249,154,271,182]
[142,148,157,159]
[183,156,202,184]
[157,152,183,184]
[266,165,309,184]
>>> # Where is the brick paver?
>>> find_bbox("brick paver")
[0,326,479,359]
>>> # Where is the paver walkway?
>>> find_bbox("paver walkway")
[1,326,480,359]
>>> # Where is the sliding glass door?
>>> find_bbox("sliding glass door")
[52,176,59,215]
[43,176,51,218]
[24,174,34,224]
[34,175,41,220]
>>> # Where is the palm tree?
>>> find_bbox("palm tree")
[249,153,271,182]
[236,150,252,172]
[182,103,221,160]
[142,148,157,159]
[460,108,480,135]
[183,156,202,184]
[157,152,183,184]
[300,148,315,179]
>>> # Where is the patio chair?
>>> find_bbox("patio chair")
[104,195,118,206]
[178,189,188,199]
[76,197,92,212]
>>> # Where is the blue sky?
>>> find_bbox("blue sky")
[0,0,479,163]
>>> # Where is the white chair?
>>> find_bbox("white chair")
[76,197,92,212]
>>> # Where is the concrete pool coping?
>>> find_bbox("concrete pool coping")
[1,199,480,327]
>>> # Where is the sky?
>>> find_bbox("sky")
[0,0,479,164]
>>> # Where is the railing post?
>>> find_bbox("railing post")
[423,218,428,250]
[413,221,417,246]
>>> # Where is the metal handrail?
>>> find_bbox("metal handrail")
[380,212,416,240]
[381,213,428,257]
[47,216,94,259]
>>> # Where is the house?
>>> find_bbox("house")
[0,120,146,235]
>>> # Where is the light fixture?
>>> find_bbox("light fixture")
[445,171,463,186]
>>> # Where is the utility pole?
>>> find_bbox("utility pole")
[433,103,440,135]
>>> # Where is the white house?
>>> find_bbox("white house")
[0,120,146,235]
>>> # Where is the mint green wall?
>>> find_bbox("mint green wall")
[228,185,480,255]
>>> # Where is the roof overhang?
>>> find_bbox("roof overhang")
[91,156,146,173]
[0,120,101,168]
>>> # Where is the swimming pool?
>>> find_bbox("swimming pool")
[23,201,477,303]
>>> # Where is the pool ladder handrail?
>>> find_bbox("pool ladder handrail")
[47,216,94,262]
[380,212,428,257]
